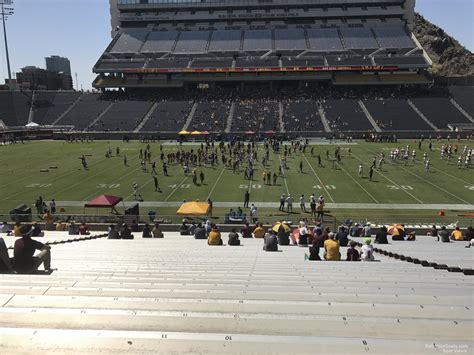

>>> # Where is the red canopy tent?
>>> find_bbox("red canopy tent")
[84,195,123,214]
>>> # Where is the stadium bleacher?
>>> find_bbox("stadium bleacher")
[190,59,234,69]
[141,31,179,54]
[307,28,344,52]
[188,101,231,132]
[32,91,81,125]
[208,30,242,53]
[56,94,110,130]
[323,99,374,131]
[110,30,148,54]
[283,100,324,132]
[339,27,379,51]
[372,27,415,49]
[174,31,210,54]
[88,101,153,132]
[0,91,32,127]
[232,99,279,132]
[235,57,280,68]
[449,86,474,117]
[0,233,472,353]
[242,30,273,53]
[140,101,193,132]
[274,29,307,53]
[364,99,434,131]
[411,98,472,129]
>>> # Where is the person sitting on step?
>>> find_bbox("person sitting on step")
[323,232,341,261]
[346,241,360,261]
[208,224,223,246]
[228,228,240,246]
[13,225,52,274]
[361,239,374,262]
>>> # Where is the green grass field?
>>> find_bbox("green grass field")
[1,139,473,225]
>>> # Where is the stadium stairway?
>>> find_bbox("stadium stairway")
[0,233,472,353]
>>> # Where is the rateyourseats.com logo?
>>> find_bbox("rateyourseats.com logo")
[425,344,469,353]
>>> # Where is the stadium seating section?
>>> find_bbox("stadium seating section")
[95,26,425,72]
[0,91,32,127]
[32,92,81,125]
[140,101,193,132]
[2,86,473,134]
[88,101,153,132]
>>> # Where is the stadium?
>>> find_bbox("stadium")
[0,0,473,353]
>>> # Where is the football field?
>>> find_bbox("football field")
[0,139,473,224]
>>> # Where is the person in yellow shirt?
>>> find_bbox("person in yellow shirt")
[324,233,341,261]
[55,220,67,231]
[450,227,463,241]
[253,223,265,238]
[208,225,223,245]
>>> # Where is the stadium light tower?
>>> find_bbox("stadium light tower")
[0,0,14,84]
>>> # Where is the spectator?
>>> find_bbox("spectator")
[240,223,252,239]
[361,239,374,261]
[276,224,290,246]
[228,228,240,246]
[250,204,258,223]
[204,220,212,235]
[13,222,22,237]
[130,221,140,233]
[55,220,67,232]
[374,226,388,244]
[194,223,206,239]
[108,224,120,239]
[464,226,473,242]
[263,229,278,252]
[208,225,223,245]
[31,223,44,237]
[298,221,309,246]
[407,231,416,241]
[450,227,463,241]
[179,220,191,235]
[120,224,134,239]
[324,232,341,261]
[68,221,79,235]
[438,226,450,242]
[0,236,14,273]
[152,223,164,238]
[346,241,360,261]
[253,223,265,238]
[142,224,151,238]
[428,225,438,238]
[13,225,52,274]
[349,223,361,238]
[362,224,372,238]
[335,226,349,247]
[0,222,11,234]
[43,210,55,231]
[79,222,90,235]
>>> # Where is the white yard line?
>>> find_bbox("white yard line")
[395,165,471,205]
[164,177,188,202]
[335,161,379,204]
[302,153,335,203]
[430,165,473,185]
[278,155,290,196]
[207,167,226,201]
[351,152,424,204]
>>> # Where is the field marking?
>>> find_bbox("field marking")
[164,177,188,202]
[360,145,472,205]
[335,161,379,203]
[278,155,290,196]
[350,152,424,204]
[430,165,473,185]
[207,167,226,201]
[393,165,471,204]
[2,154,114,201]
[302,153,335,203]
[81,162,146,201]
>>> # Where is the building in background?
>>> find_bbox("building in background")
[16,66,73,90]
[45,55,72,76]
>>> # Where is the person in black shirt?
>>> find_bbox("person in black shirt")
[375,226,388,244]
[0,237,14,273]
[13,225,51,274]
[335,226,349,247]
[228,228,241,246]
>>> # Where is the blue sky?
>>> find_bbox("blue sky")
[0,0,472,89]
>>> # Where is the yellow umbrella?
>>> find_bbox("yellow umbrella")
[178,130,190,135]
[176,201,209,215]
[387,224,404,236]
[272,222,291,233]
[191,131,202,135]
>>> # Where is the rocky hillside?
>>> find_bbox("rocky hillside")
[413,13,473,77]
